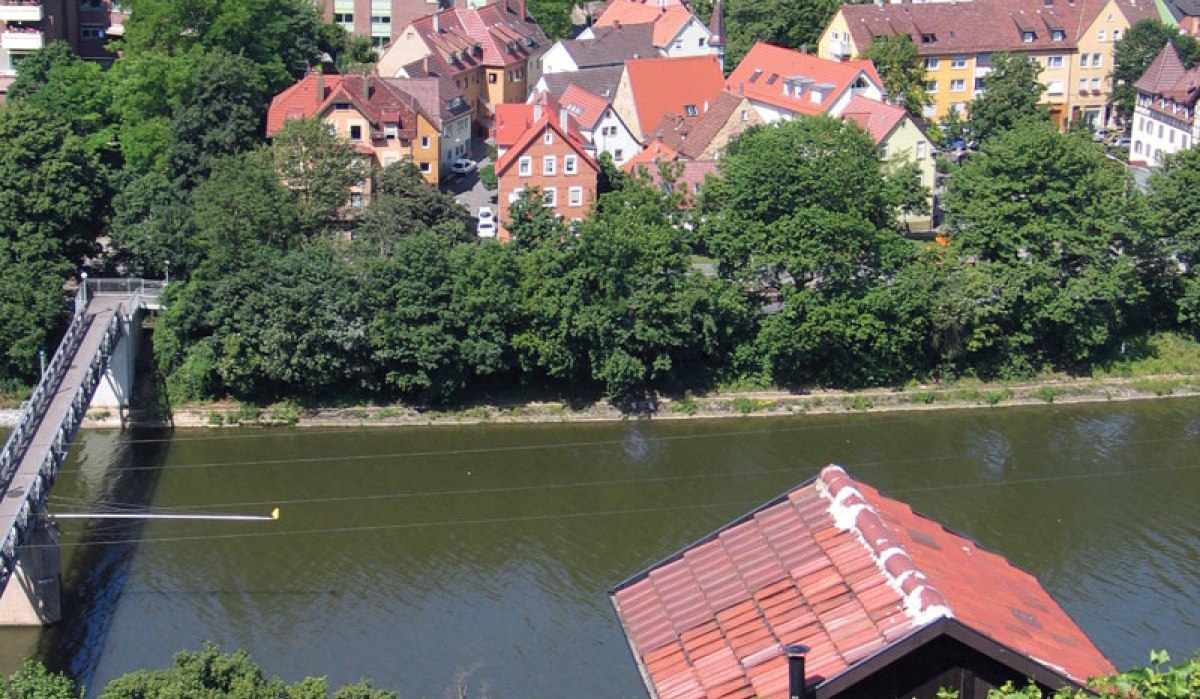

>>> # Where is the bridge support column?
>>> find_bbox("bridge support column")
[0,518,61,626]
[90,309,141,413]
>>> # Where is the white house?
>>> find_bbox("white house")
[725,42,886,124]
[1130,43,1200,166]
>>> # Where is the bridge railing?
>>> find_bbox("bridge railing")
[86,278,165,298]
[0,297,128,585]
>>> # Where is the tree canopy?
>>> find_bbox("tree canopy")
[864,35,928,119]
[967,52,1048,143]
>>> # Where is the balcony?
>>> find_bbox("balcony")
[0,2,41,22]
[1,26,42,50]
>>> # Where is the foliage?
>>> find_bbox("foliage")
[985,651,1200,699]
[478,163,498,191]
[8,43,117,156]
[1,661,79,699]
[525,0,572,40]
[1146,147,1200,334]
[267,118,367,237]
[864,35,928,118]
[968,52,1048,143]
[1112,20,1200,118]
[701,0,841,70]
[354,160,470,254]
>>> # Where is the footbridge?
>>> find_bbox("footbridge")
[0,279,163,625]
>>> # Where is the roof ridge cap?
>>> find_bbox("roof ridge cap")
[816,465,952,626]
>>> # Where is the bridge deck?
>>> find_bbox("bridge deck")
[0,295,124,534]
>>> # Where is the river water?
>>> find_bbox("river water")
[1,399,1198,698]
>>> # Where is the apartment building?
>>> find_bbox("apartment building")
[1130,43,1200,165]
[818,0,1158,126]
[0,0,125,96]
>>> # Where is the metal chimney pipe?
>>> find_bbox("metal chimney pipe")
[785,644,811,699]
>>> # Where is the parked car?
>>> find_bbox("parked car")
[477,218,497,238]
[1093,128,1111,142]
[1110,136,1131,149]
[450,158,477,175]
[478,206,494,223]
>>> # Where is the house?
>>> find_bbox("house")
[818,0,1159,126]
[531,64,624,102]
[375,0,548,133]
[540,22,657,74]
[558,84,641,166]
[610,464,1116,699]
[650,89,764,160]
[581,0,719,63]
[0,0,126,97]
[840,95,936,230]
[322,0,472,50]
[1130,43,1200,166]
[267,72,449,183]
[726,42,885,124]
[622,142,718,205]
[495,107,600,240]
[612,54,726,143]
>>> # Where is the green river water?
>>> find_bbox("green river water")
[1,398,1198,698]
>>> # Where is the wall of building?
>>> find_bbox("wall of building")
[1072,0,1129,127]
[498,123,597,237]
[1131,101,1195,165]
[697,98,763,159]
[540,42,577,74]
[377,26,432,75]
[591,107,641,165]
[661,17,713,59]
[414,113,441,181]
[881,117,936,231]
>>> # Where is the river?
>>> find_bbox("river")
[1,398,1198,698]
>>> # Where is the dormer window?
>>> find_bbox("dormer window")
[1051,29,1065,41]
[684,104,699,116]
[334,102,352,110]
[766,73,779,85]
[1022,30,1035,42]
[921,33,936,43]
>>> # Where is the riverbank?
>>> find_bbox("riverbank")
[39,372,1199,429]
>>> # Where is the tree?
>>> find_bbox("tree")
[505,187,570,251]
[1146,147,1200,332]
[525,0,572,40]
[1,661,80,699]
[191,149,301,258]
[713,0,842,70]
[0,251,70,387]
[864,35,928,118]
[1112,20,1200,118]
[7,42,77,100]
[884,159,931,227]
[968,52,1048,143]
[942,122,1144,373]
[108,170,200,279]
[353,160,470,255]
[166,48,272,188]
[267,118,366,237]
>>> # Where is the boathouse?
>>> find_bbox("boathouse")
[609,465,1114,699]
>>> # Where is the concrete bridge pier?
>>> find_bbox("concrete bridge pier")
[0,517,61,626]
[89,307,143,420]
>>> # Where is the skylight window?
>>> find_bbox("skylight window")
[766,73,779,85]
[684,104,699,116]
[749,68,762,83]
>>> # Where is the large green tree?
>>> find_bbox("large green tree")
[268,118,366,237]
[1146,147,1200,333]
[354,160,470,254]
[942,122,1143,374]
[968,51,1048,143]
[864,34,928,118]
[692,0,841,70]
[1112,20,1200,118]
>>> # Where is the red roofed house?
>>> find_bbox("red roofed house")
[267,72,448,191]
[553,84,641,167]
[495,108,600,241]
[726,42,885,124]
[611,465,1116,699]
[840,95,935,230]
[582,0,720,65]
[612,54,726,144]
[649,89,764,161]
[1130,43,1200,167]
[375,0,548,134]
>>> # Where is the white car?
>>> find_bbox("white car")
[450,158,477,175]
[477,218,497,238]
[478,206,494,222]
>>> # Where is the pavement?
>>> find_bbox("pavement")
[443,136,498,235]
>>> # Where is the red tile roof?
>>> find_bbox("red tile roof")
[624,54,726,138]
[559,84,611,130]
[652,89,749,159]
[839,95,907,145]
[495,102,540,149]
[726,42,883,117]
[494,113,599,175]
[1135,43,1189,95]
[611,465,1115,699]
[622,140,679,173]
[267,73,435,139]
[403,0,547,72]
[593,0,694,46]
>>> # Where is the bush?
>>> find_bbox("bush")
[479,164,497,191]
[1034,386,1057,403]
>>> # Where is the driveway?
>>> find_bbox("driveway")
[445,159,497,228]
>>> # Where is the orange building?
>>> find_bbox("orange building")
[495,107,599,240]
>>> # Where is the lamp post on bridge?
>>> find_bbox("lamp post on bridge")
[164,259,170,285]
[80,271,87,304]
[38,349,44,380]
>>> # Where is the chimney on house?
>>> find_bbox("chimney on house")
[738,81,744,95]
[785,645,810,699]
[559,107,570,131]
[433,11,440,33]
[614,19,622,30]
[316,70,325,102]
[534,103,543,121]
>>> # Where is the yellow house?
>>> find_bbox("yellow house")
[818,0,1159,126]
[841,95,937,231]
[376,0,547,134]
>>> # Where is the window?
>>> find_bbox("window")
[922,103,937,118]
[614,149,624,161]
[80,0,103,8]
[1079,78,1088,92]
[420,162,431,173]
[951,56,966,69]
[766,73,779,85]
[741,109,748,121]
[921,33,936,43]
[564,155,577,174]
[350,192,364,209]
[543,131,553,145]
[699,37,705,47]
[1047,55,1063,69]
[334,12,353,22]
[1080,53,1089,68]
[1091,77,1101,90]
[1158,124,1163,138]
[518,156,532,176]
[488,72,498,83]
[684,104,699,116]
[1022,31,1035,42]
[371,15,390,23]
[1135,141,1143,155]
[1092,53,1102,68]
[543,155,556,175]
[1170,130,1175,144]
[674,39,682,50]
[749,68,762,83]
[925,57,940,70]
[950,79,965,92]
[1046,80,1063,95]
[1114,30,1121,41]
[543,187,557,206]
[334,102,351,110]
[81,26,105,39]
[1052,29,1065,41]
[925,80,938,93]
[878,143,888,159]
[349,124,362,140]
[420,135,430,148]
[568,186,583,207]
[1098,30,1106,42]
[974,77,985,91]
[916,142,927,158]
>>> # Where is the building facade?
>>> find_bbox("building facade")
[1130,43,1200,166]
[726,42,885,124]
[0,0,126,97]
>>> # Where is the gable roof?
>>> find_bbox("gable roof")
[652,89,747,159]
[559,84,612,129]
[624,54,726,137]
[267,73,436,139]
[726,42,882,117]
[1135,42,1188,94]
[496,102,541,149]
[622,140,680,173]
[399,0,547,74]
[539,65,625,101]
[494,114,599,175]
[610,465,1115,699]
[839,95,909,145]
[561,22,657,68]
[593,0,696,46]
